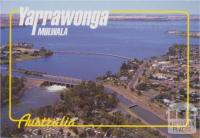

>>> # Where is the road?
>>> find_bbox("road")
[128,61,146,89]
[105,86,191,138]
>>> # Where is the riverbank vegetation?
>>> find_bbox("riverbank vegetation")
[1,75,25,104]
[1,81,164,137]
[34,82,118,121]
[26,82,163,138]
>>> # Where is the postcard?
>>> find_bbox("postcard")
[1,0,199,138]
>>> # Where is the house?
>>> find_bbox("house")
[152,73,167,80]
[119,76,128,81]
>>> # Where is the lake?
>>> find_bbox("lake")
[1,20,199,80]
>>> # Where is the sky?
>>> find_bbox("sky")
[1,0,200,15]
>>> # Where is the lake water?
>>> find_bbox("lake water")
[1,20,199,80]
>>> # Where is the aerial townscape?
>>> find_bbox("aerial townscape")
[1,1,200,138]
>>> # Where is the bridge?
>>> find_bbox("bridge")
[54,51,132,60]
[41,74,82,88]
[24,74,82,88]
[11,68,82,88]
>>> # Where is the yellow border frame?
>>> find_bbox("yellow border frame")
[8,9,190,128]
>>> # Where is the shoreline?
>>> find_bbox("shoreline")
[1,78,44,106]
[1,87,26,106]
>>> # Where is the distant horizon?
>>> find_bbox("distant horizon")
[0,13,200,16]
[1,0,200,15]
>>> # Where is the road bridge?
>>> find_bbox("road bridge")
[54,51,132,60]
[12,68,82,88]
[41,74,82,88]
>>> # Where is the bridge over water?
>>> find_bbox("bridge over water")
[54,51,132,60]
[12,68,82,87]
[41,74,82,87]
[25,74,82,88]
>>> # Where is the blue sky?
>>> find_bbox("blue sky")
[1,0,200,15]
